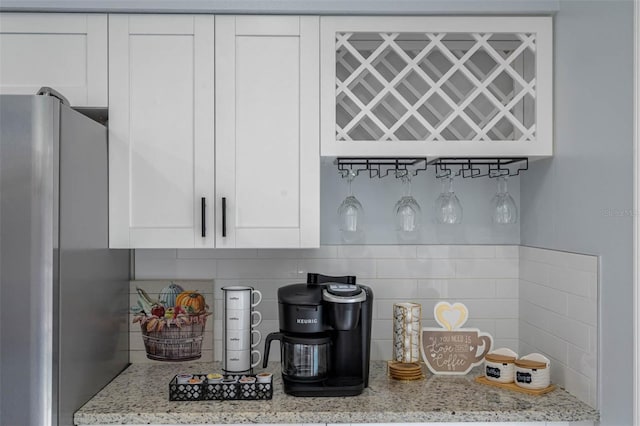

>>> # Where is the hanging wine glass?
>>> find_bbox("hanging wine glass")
[394,170,421,239]
[491,176,518,224]
[338,169,365,242]
[435,176,463,224]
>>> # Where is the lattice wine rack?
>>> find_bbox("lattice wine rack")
[335,31,536,142]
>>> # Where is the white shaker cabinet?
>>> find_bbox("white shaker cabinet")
[108,15,216,248]
[109,14,320,249]
[215,16,320,248]
[320,16,553,158]
[0,13,108,106]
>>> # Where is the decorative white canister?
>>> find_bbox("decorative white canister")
[484,347,518,383]
[514,353,551,390]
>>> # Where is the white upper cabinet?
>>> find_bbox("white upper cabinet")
[0,13,108,106]
[109,14,320,249]
[320,16,553,158]
[109,15,216,248]
[215,16,320,248]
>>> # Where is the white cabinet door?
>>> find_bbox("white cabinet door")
[109,15,215,248]
[215,16,320,248]
[0,13,107,106]
[320,16,552,158]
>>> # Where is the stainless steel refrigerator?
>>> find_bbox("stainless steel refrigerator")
[0,92,130,426]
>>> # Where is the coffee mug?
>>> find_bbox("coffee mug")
[224,349,261,372]
[222,286,262,310]
[225,328,262,351]
[421,329,492,373]
[226,309,262,330]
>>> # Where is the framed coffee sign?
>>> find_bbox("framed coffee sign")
[421,302,493,375]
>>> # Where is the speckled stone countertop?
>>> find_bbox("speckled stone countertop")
[74,362,599,425]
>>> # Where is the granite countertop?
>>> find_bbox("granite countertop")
[74,361,599,425]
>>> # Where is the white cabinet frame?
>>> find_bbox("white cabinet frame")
[0,13,108,106]
[108,15,216,248]
[215,15,320,248]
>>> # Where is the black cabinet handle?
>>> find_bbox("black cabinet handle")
[201,197,206,237]
[222,197,227,237]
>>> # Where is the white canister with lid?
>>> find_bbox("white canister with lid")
[484,347,518,383]
[514,353,551,389]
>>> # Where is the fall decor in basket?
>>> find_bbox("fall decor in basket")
[176,291,207,314]
[133,288,211,361]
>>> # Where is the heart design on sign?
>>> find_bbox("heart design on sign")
[434,302,469,331]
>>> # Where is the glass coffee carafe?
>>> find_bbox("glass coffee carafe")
[264,333,331,382]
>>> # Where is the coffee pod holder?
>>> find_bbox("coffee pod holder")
[169,373,273,401]
[393,302,422,363]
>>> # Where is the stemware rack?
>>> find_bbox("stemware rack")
[335,157,528,179]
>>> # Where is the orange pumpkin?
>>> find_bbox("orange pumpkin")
[176,291,206,314]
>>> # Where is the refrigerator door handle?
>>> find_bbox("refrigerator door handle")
[37,86,70,106]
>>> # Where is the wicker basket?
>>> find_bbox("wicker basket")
[141,317,208,361]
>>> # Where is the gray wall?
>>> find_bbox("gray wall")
[320,161,521,244]
[520,1,634,425]
[0,0,560,14]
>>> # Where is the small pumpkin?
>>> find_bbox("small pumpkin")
[159,282,184,307]
[176,291,206,314]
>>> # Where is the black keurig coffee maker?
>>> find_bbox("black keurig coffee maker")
[262,273,373,397]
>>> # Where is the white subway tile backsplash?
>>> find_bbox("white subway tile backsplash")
[217,259,298,279]
[519,259,549,285]
[337,245,417,259]
[371,320,392,340]
[370,339,393,361]
[519,300,550,330]
[297,246,339,258]
[495,319,519,339]
[135,249,177,260]
[547,312,590,351]
[214,279,286,300]
[457,299,518,319]
[492,338,520,351]
[455,259,519,279]
[494,245,520,258]
[495,279,519,298]
[376,259,455,278]
[135,258,217,279]
[567,344,597,381]
[364,279,418,299]
[256,248,346,259]
[444,279,496,299]
[297,259,377,279]
[568,294,598,326]
[520,246,598,273]
[547,264,595,299]
[519,246,598,409]
[520,280,568,315]
[416,279,447,298]
[417,245,497,259]
[562,367,592,408]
